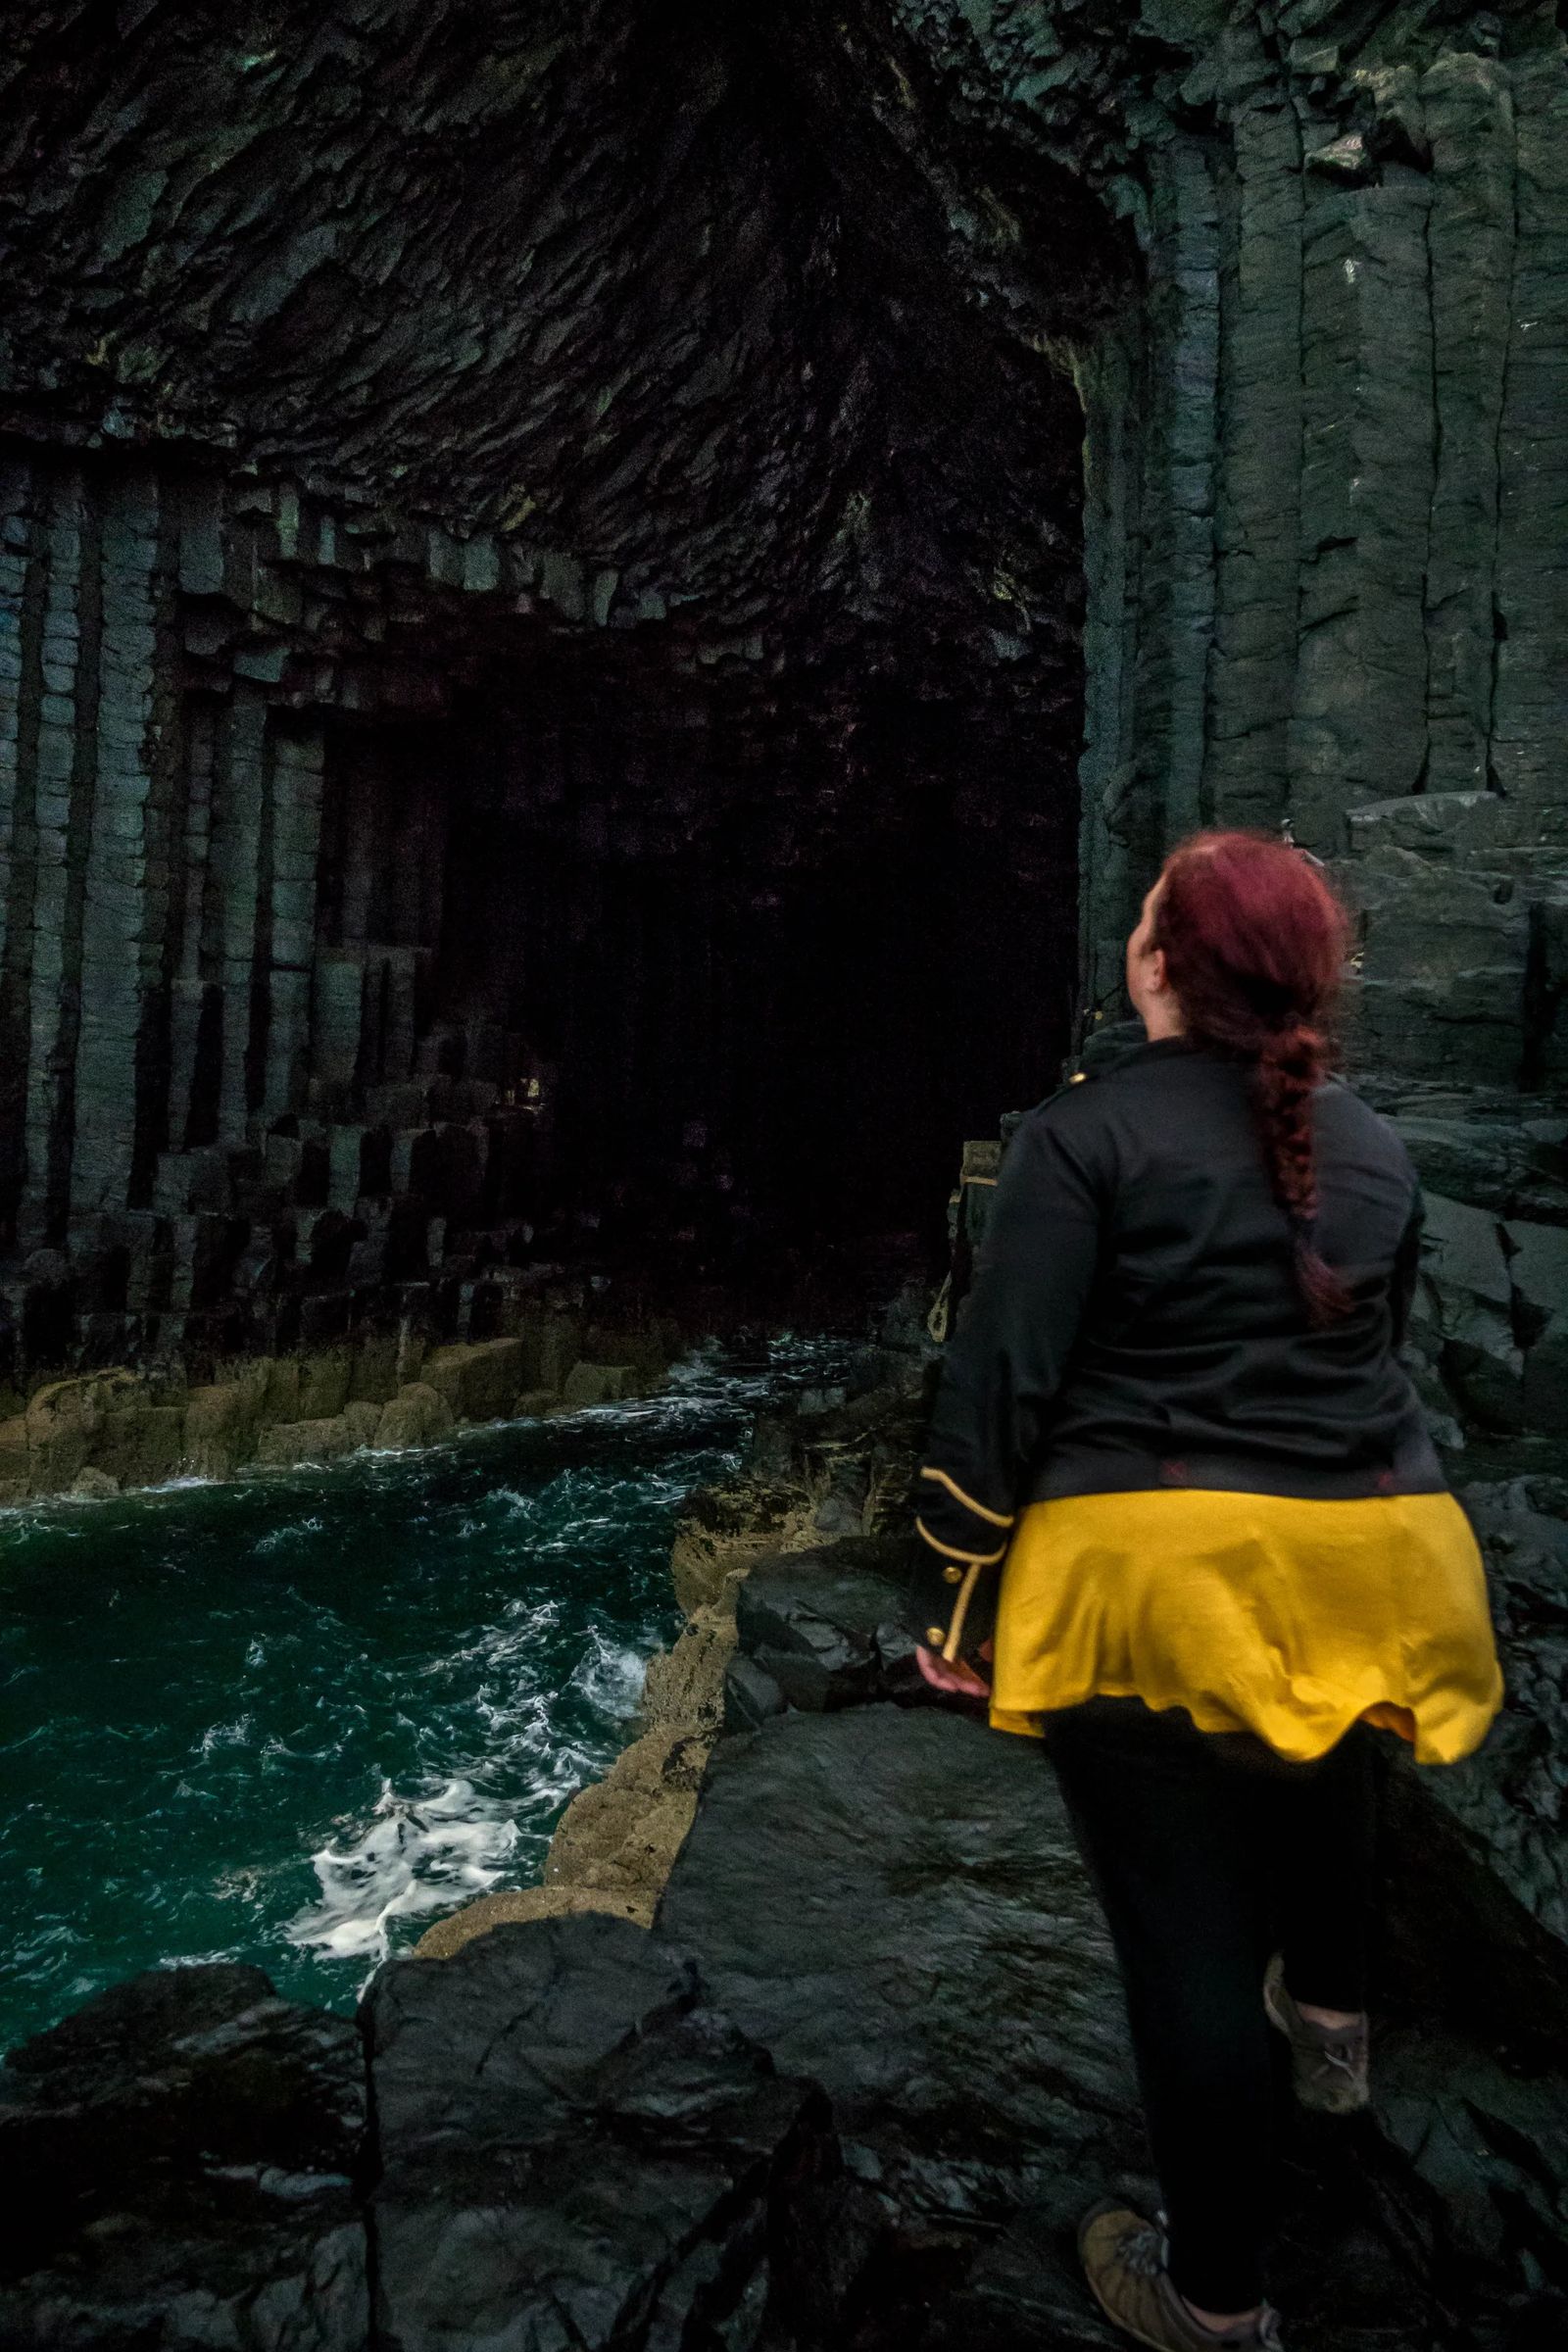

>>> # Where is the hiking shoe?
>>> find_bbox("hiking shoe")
[1077,2202,1285,2350]
[1263,1951,1369,2114]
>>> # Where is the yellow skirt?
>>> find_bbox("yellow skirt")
[989,1488,1503,1765]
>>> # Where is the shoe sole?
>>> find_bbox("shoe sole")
[1263,1966,1369,2115]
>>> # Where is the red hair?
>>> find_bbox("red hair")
[1151,830,1353,1325]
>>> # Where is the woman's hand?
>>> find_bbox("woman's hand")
[915,1639,993,1698]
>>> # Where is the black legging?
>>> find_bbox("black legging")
[1045,1697,1375,2313]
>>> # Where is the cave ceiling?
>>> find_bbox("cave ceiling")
[0,0,1149,769]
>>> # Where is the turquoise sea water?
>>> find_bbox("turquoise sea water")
[0,1337,854,2055]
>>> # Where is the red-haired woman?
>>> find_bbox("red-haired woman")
[911,831,1501,2352]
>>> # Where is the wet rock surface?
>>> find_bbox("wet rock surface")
[661,1704,1139,2230]
[0,1963,368,2351]
[364,1913,843,2352]
[659,1701,1568,2352]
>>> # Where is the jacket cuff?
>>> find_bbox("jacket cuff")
[907,1516,1004,1669]
[913,1464,1013,1557]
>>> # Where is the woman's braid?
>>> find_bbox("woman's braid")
[1151,833,1353,1328]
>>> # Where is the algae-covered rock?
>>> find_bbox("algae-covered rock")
[372,1382,456,1450]
[561,1360,636,1409]
[98,1402,185,1488]
[182,1378,264,1479]
[69,1466,121,1500]
[544,1724,709,1910]
[419,1338,526,1420]
[413,1884,649,1958]
[257,1413,360,1467]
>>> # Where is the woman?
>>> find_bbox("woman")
[909,831,1502,2352]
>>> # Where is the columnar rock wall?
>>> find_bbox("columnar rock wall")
[0,0,1564,1398]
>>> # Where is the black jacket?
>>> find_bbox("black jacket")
[912,1037,1442,1666]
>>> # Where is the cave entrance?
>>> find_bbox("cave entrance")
[315,591,1083,1293]
[306,12,1111,1296]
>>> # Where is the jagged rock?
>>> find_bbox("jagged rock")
[0,1963,368,2351]
[371,1381,456,1451]
[1505,1221,1568,1434]
[669,1477,819,1614]
[659,1704,1138,2230]
[722,1652,790,1734]
[732,1538,921,1712]
[364,1915,844,2352]
[1414,1193,1525,1430]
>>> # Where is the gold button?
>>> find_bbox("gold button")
[925,1627,947,1647]
[943,1563,963,1584]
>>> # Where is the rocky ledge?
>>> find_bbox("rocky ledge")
[6,1390,1568,2348]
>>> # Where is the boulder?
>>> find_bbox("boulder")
[511,1385,562,1417]
[732,1538,922,1711]
[0,1963,368,2350]
[98,1401,185,1488]
[181,1377,264,1478]
[372,1381,456,1450]
[24,1370,142,1493]
[419,1337,526,1421]
[363,1914,843,2352]
[256,1413,360,1467]
[69,1466,121,1500]
[561,1359,636,1408]
[340,1398,383,1450]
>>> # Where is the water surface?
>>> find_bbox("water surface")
[0,1336,854,2053]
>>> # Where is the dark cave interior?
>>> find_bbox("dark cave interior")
[307,598,1084,1277]
[0,0,1129,1347]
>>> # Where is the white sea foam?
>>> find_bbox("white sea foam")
[570,1625,651,1720]
[285,1778,519,1965]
